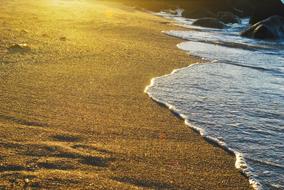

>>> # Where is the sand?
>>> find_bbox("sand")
[0,0,252,189]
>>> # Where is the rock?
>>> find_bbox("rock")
[59,36,67,41]
[24,178,30,184]
[218,11,241,24]
[229,0,254,17]
[182,8,216,19]
[7,43,31,53]
[163,9,183,17]
[20,29,29,34]
[241,15,284,40]
[231,8,244,18]
[192,18,226,29]
[250,0,284,24]
[24,178,30,188]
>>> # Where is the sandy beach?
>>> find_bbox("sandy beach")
[0,0,252,189]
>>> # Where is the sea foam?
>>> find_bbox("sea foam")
[146,11,284,190]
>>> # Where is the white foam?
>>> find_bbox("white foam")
[148,11,284,190]
[144,63,263,190]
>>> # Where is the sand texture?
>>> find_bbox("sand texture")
[0,0,252,189]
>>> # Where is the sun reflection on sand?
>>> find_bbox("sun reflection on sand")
[105,10,114,18]
[50,0,89,7]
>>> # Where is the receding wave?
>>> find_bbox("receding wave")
[147,11,284,190]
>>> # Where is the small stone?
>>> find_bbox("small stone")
[59,36,67,41]
[24,178,29,184]
[21,29,29,34]
[8,43,31,53]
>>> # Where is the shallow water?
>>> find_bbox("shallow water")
[147,13,284,190]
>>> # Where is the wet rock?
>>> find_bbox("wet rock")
[163,9,183,17]
[250,0,284,24]
[7,43,31,53]
[192,18,226,29]
[218,11,241,24]
[241,15,284,40]
[229,0,254,17]
[182,9,216,19]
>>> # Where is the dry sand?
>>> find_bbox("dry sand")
[0,0,252,189]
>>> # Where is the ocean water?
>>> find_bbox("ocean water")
[146,12,284,189]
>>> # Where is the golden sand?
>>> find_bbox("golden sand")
[0,0,252,189]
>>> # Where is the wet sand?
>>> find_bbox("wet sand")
[0,0,252,189]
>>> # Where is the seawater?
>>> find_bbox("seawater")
[146,12,284,190]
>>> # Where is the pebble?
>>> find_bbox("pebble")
[59,36,67,41]
[7,43,31,53]
[20,29,29,34]
[24,178,29,184]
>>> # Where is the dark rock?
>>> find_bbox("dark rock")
[229,0,254,17]
[218,11,241,24]
[182,8,216,19]
[181,0,253,19]
[250,0,284,24]
[231,8,244,18]
[241,15,284,40]
[162,9,183,16]
[192,18,226,29]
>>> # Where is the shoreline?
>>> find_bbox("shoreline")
[151,10,284,189]
[145,63,260,190]
[0,0,253,189]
